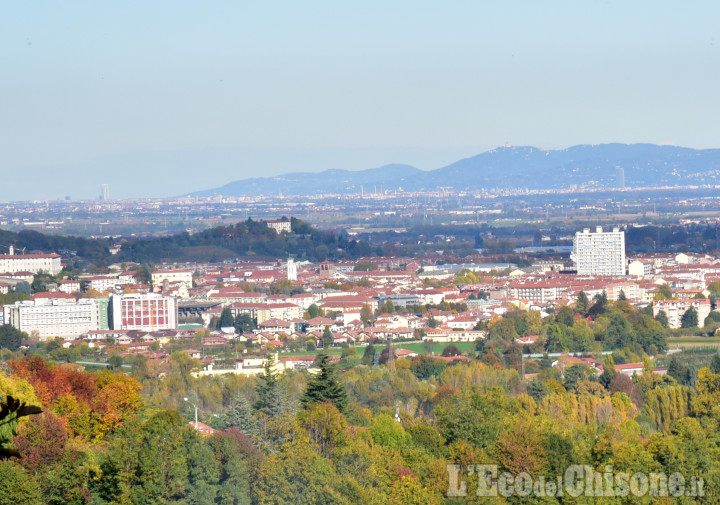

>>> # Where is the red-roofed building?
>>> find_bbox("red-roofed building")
[428,355,472,363]
[202,335,230,346]
[515,335,540,345]
[57,280,82,294]
[246,270,284,283]
[31,292,76,301]
[256,318,297,333]
[552,356,604,373]
[304,317,341,333]
[188,422,217,435]
[0,249,62,275]
[394,348,419,358]
[446,315,479,330]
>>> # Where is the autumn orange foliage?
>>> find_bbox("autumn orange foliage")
[8,357,142,440]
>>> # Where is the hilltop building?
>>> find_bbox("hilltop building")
[264,219,292,234]
[0,246,62,275]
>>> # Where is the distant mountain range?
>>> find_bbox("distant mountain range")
[189,144,720,197]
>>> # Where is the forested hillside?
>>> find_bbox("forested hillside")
[3,220,720,270]
[0,218,378,266]
[2,332,719,504]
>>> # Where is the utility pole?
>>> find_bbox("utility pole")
[388,339,395,372]
[184,397,198,429]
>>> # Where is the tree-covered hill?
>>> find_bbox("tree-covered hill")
[0,218,378,266]
[113,217,376,263]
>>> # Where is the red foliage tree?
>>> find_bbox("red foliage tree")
[13,412,68,473]
[9,358,98,406]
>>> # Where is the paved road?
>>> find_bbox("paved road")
[75,360,132,369]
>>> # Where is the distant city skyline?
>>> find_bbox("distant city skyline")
[2,1,719,200]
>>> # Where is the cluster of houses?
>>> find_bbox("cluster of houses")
[4,248,720,371]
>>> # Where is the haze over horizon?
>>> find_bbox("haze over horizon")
[2,1,719,201]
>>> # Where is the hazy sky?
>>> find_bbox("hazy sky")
[2,1,719,200]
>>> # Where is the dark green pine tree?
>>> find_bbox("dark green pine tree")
[667,355,692,386]
[321,326,334,348]
[0,325,25,352]
[254,354,287,416]
[361,344,376,366]
[575,291,589,316]
[234,313,256,333]
[710,354,720,374]
[217,307,235,329]
[587,291,608,317]
[301,353,348,414]
[538,353,553,370]
[655,310,669,328]
[527,379,549,402]
[221,394,259,436]
[599,355,617,388]
[681,306,698,328]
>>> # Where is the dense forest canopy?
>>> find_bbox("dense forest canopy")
[1,342,719,503]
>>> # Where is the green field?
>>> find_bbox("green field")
[488,219,525,228]
[277,341,476,359]
[395,341,476,355]
[279,348,346,357]
[667,336,720,349]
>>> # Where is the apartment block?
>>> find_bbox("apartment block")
[652,298,711,329]
[3,298,106,338]
[110,293,177,331]
[571,227,626,276]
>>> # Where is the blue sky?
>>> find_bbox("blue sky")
[1,1,719,200]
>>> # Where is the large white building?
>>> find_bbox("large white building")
[0,246,62,275]
[653,298,711,329]
[81,275,129,293]
[191,353,296,377]
[627,259,653,278]
[110,293,177,331]
[263,219,292,234]
[3,298,107,338]
[151,270,193,288]
[508,281,566,303]
[571,227,626,276]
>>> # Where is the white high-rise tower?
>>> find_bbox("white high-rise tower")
[287,258,297,281]
[571,226,626,276]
